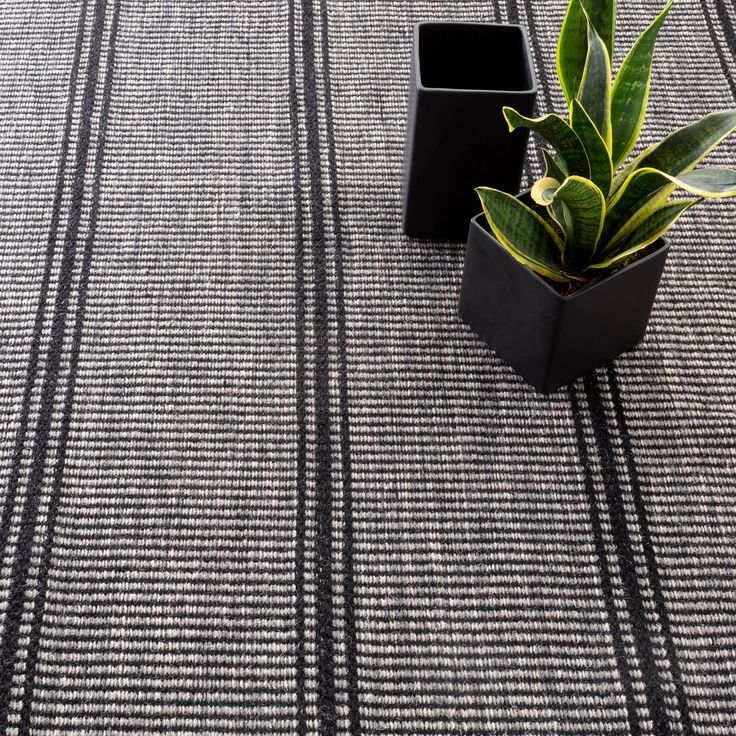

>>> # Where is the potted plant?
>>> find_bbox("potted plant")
[459,0,736,393]
[402,22,537,241]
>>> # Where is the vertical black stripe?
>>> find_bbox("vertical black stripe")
[299,0,337,732]
[506,0,520,25]
[519,0,555,108]
[0,0,108,729]
[711,0,736,54]
[506,0,551,99]
[518,1,686,730]
[606,366,695,736]
[569,0,712,707]
[490,0,501,24]
[582,0,708,726]
[701,0,736,98]
[510,0,553,175]
[584,373,671,736]
[0,0,89,585]
[315,1,360,732]
[286,0,308,731]
[509,0,537,187]
[570,385,642,736]
[15,1,122,732]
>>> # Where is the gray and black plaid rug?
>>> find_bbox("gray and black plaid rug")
[1,1,735,734]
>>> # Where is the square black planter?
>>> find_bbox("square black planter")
[402,22,537,242]
[459,213,670,393]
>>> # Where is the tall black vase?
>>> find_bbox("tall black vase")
[402,22,538,242]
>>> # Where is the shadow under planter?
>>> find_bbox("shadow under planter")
[402,22,537,242]
[459,213,670,393]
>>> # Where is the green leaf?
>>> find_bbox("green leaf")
[504,107,590,178]
[602,166,736,249]
[662,167,736,196]
[582,0,616,59]
[634,109,736,176]
[543,176,606,268]
[540,162,574,238]
[531,177,563,206]
[608,142,656,199]
[591,198,701,269]
[570,99,613,195]
[557,0,616,107]
[542,149,568,181]
[610,109,736,199]
[557,0,588,107]
[601,168,671,248]
[475,187,566,282]
[530,177,569,236]
[577,7,612,149]
[610,2,672,168]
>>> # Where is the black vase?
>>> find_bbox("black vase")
[459,212,670,393]
[402,22,537,242]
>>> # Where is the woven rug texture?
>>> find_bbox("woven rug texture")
[0,0,735,734]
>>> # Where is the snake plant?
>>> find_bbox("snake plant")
[476,0,736,286]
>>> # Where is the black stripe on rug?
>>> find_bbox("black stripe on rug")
[506,0,520,25]
[711,0,736,56]
[315,0,361,732]
[0,0,109,729]
[298,0,338,731]
[700,0,736,98]
[507,0,549,170]
[286,0,309,732]
[577,1,736,726]
[606,365,695,736]
[570,384,641,736]
[583,372,673,736]
[488,0,502,25]
[519,0,554,109]
[0,0,90,604]
[512,1,692,732]
[14,1,123,732]
[289,0,362,730]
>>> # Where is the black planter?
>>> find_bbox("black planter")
[459,212,670,393]
[402,22,537,242]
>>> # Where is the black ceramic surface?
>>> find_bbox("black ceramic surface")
[402,22,537,241]
[459,213,670,393]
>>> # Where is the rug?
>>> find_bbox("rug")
[0,0,734,734]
